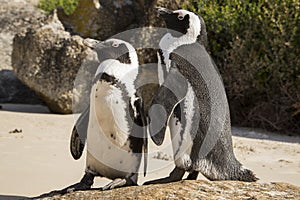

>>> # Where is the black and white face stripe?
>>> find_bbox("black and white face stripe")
[157,8,202,73]
[157,8,201,40]
[93,72,118,85]
[83,38,137,65]
[84,38,139,97]
[161,12,190,37]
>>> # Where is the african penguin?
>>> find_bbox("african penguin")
[146,7,258,184]
[68,38,147,191]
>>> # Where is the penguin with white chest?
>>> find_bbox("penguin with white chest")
[68,38,147,191]
[146,8,258,184]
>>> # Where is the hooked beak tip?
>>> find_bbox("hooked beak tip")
[83,38,105,49]
[155,7,173,15]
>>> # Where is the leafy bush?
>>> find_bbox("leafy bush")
[186,0,300,133]
[38,0,78,15]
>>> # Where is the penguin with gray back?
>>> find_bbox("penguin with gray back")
[146,7,258,184]
[67,38,148,192]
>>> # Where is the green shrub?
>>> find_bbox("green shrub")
[186,0,300,133]
[38,0,79,15]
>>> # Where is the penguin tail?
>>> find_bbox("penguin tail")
[236,167,259,182]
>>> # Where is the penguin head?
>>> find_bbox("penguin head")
[157,7,207,44]
[83,38,138,65]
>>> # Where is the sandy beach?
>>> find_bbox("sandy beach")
[0,104,299,198]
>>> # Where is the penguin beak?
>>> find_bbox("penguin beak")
[83,38,106,49]
[156,7,173,16]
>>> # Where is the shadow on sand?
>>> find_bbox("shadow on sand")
[232,126,300,144]
[0,195,30,200]
[0,104,50,114]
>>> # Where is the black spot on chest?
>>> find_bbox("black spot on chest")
[110,133,116,140]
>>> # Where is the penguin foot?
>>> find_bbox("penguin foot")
[144,167,185,185]
[33,173,95,198]
[65,172,95,193]
[186,171,199,180]
[37,182,91,198]
[64,181,92,193]
[102,178,126,190]
[101,178,136,190]
[33,183,91,198]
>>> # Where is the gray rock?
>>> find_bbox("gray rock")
[39,180,300,199]
[0,0,43,69]
[57,0,147,40]
[0,0,45,105]
[12,11,99,113]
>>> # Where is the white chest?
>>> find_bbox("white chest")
[86,82,141,177]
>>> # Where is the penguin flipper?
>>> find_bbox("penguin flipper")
[149,67,188,146]
[70,127,84,160]
[70,106,90,160]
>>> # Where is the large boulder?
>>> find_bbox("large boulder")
[0,0,42,70]
[0,0,44,104]
[12,11,99,113]
[39,180,300,199]
[57,0,148,39]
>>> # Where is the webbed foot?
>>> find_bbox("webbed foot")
[144,167,185,185]
[186,171,199,180]
[66,172,95,192]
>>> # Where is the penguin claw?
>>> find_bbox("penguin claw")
[65,182,92,192]
[101,177,137,190]
[102,178,127,190]
[33,182,92,198]
[144,167,185,185]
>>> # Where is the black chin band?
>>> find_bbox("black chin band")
[117,52,131,64]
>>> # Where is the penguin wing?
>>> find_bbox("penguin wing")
[169,44,212,136]
[171,43,231,158]
[149,67,188,146]
[70,106,89,160]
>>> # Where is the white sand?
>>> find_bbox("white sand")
[0,104,299,198]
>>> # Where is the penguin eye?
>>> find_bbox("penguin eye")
[178,15,184,20]
[112,42,119,48]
